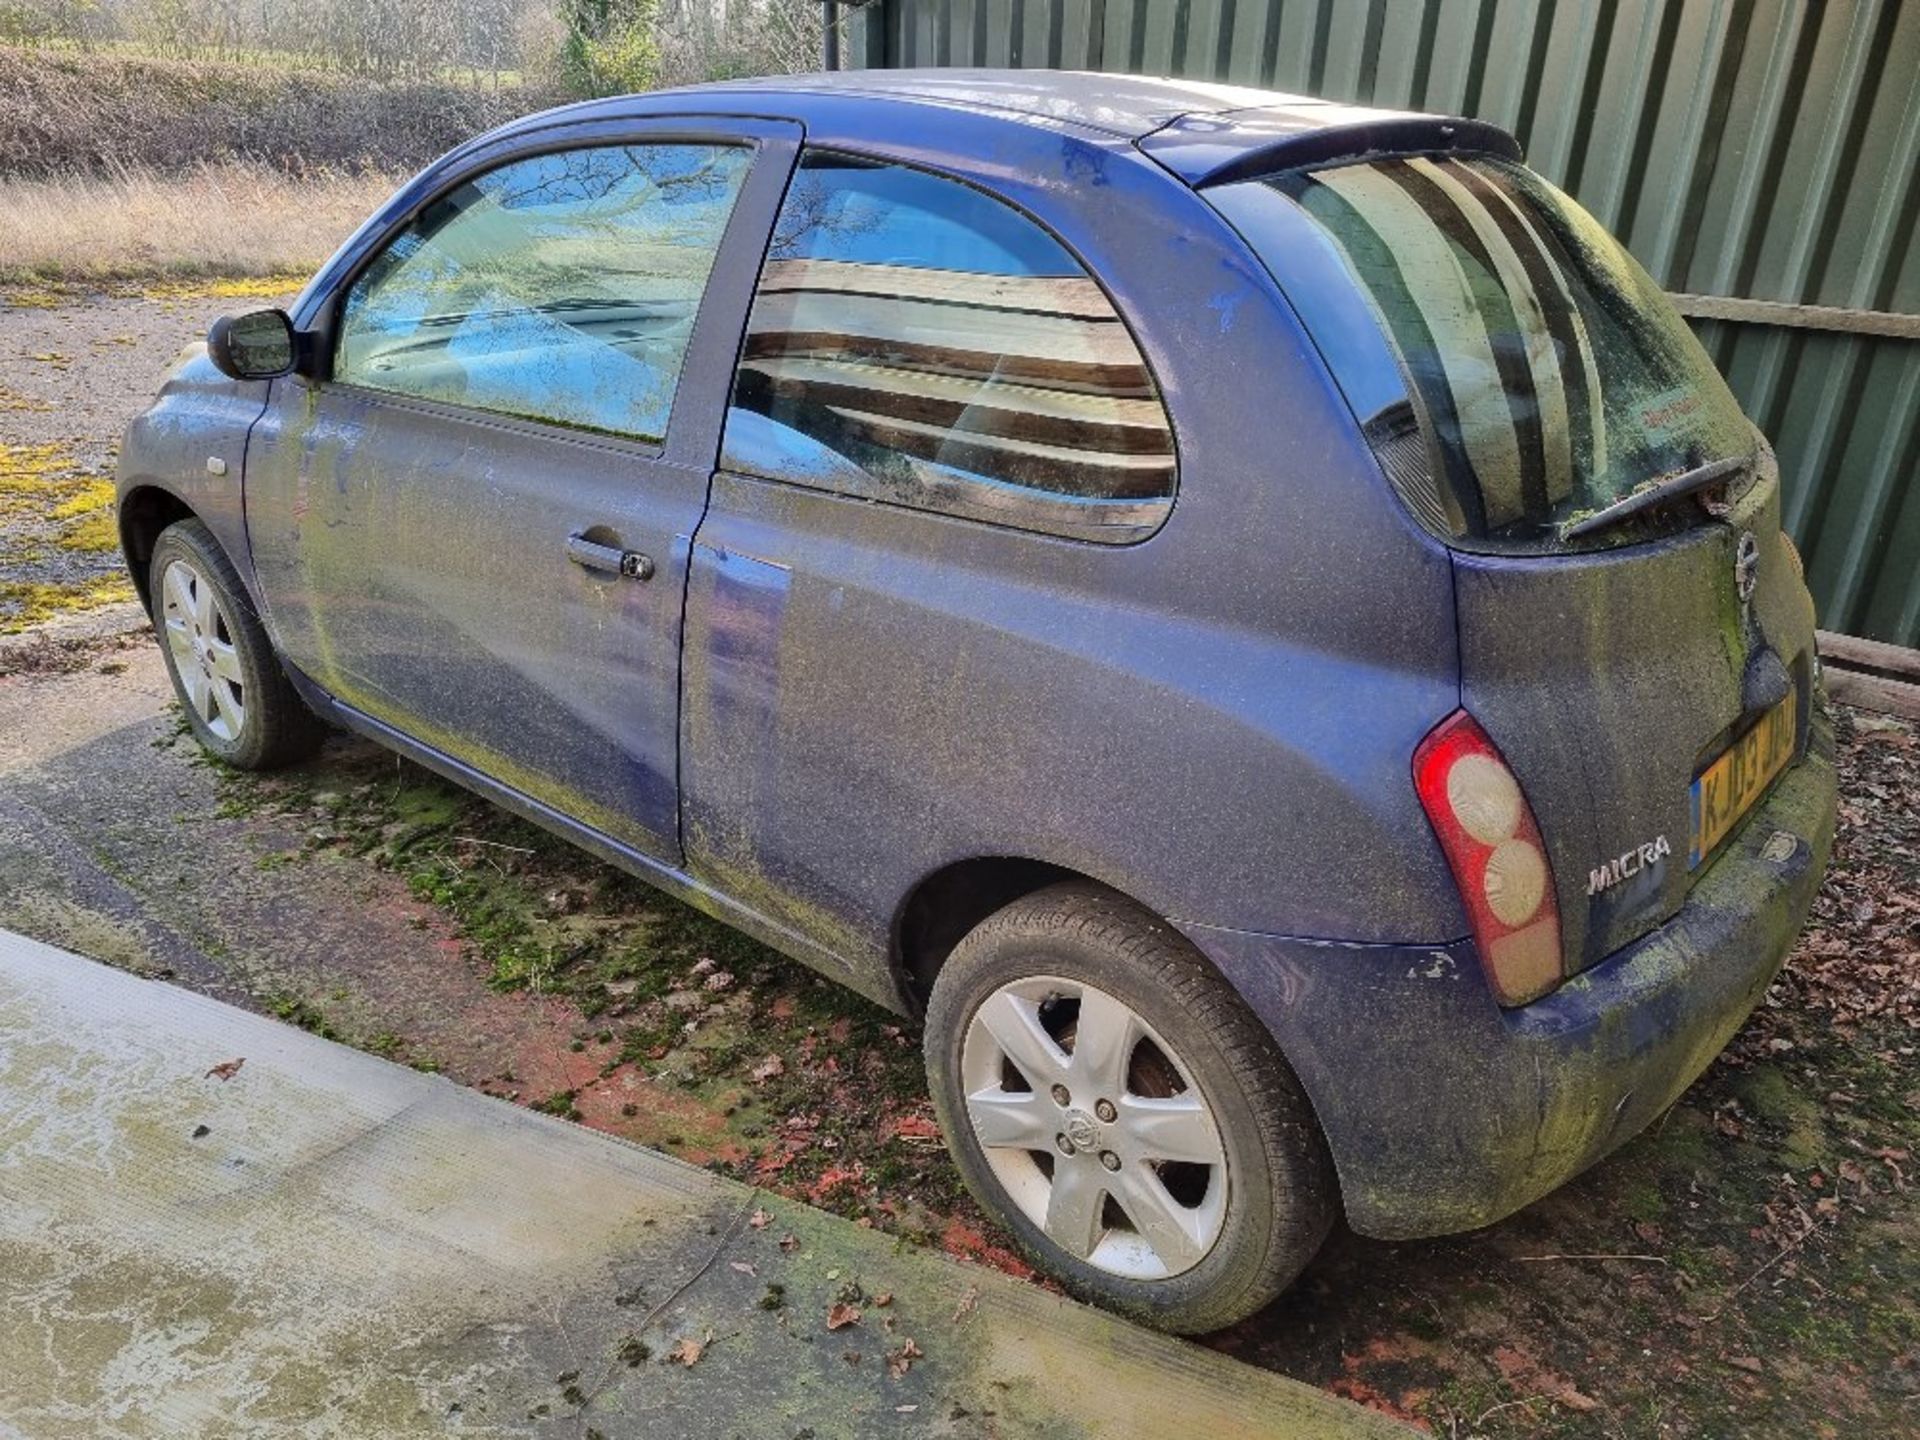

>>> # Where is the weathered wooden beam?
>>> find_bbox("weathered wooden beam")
[1670,293,1920,341]
[1825,669,1920,722]
[1818,629,1920,721]
[1818,630,1920,683]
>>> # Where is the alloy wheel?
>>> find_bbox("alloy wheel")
[162,558,247,743]
[959,975,1229,1279]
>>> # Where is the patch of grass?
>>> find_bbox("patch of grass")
[0,44,547,179]
[535,1089,582,1122]
[0,163,399,286]
[268,993,337,1040]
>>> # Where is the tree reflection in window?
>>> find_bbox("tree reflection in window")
[338,144,751,443]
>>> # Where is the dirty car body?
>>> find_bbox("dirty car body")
[118,71,1836,1272]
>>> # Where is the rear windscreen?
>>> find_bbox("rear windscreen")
[1216,157,1756,551]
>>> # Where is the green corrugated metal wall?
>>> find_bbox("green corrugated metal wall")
[846,0,1920,645]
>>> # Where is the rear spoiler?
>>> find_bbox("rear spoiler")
[1139,102,1523,189]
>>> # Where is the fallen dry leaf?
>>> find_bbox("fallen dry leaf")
[951,1286,979,1322]
[751,1055,785,1083]
[891,1113,941,1142]
[748,1207,772,1229]
[826,1302,862,1331]
[888,1338,924,1379]
[667,1335,706,1367]
[779,1233,800,1252]
[728,1261,756,1276]
[205,1058,245,1082]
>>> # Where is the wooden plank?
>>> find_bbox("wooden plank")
[1668,293,1920,340]
[1825,668,1920,722]
[1817,629,1920,683]
[759,257,1117,318]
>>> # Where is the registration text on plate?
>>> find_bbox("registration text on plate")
[1689,692,1796,868]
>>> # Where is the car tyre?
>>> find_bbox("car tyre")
[149,518,325,771]
[924,881,1335,1334]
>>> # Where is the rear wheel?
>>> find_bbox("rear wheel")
[924,882,1335,1333]
[150,519,324,771]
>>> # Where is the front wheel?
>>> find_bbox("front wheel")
[150,518,324,771]
[924,882,1336,1334]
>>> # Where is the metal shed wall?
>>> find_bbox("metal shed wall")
[846,0,1920,645]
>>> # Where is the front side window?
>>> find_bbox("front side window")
[722,153,1175,543]
[337,143,752,443]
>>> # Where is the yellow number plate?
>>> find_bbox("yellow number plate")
[1689,692,1796,867]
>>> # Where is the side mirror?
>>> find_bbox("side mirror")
[207,309,298,381]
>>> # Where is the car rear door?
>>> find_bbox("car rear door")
[1205,152,1819,979]
[243,118,801,861]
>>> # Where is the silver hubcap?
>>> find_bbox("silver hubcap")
[162,559,246,743]
[960,975,1228,1280]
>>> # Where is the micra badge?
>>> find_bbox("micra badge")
[1589,835,1672,895]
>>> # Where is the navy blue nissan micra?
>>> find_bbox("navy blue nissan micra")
[117,70,1836,1332]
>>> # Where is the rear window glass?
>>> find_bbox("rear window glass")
[1218,156,1755,551]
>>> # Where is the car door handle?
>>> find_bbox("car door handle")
[566,533,655,581]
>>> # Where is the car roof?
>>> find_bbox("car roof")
[662,68,1313,140]
[627,68,1522,187]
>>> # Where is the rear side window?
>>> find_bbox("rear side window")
[1213,157,1755,552]
[721,153,1175,544]
[336,143,751,443]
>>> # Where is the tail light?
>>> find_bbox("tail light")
[1414,712,1563,1007]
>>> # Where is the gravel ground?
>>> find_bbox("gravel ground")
[0,280,297,629]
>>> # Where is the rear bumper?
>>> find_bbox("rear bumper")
[1181,708,1837,1239]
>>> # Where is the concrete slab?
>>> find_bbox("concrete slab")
[0,929,1409,1439]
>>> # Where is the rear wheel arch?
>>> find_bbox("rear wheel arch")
[893,858,1241,1013]
[119,486,197,613]
[893,856,1093,1011]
